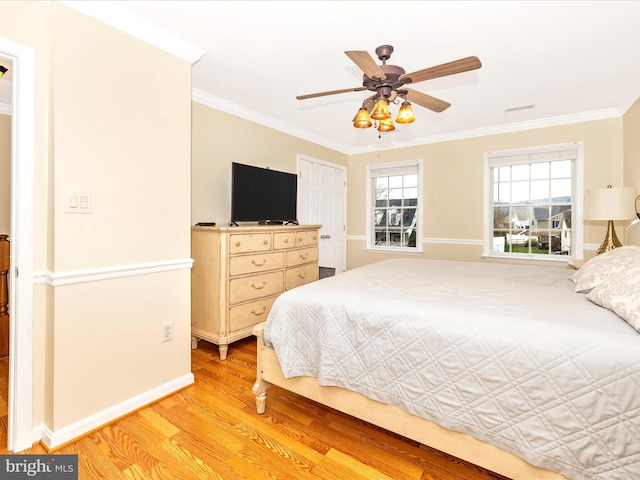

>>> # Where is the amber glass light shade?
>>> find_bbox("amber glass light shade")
[0,66,7,78]
[396,101,415,124]
[377,117,395,132]
[353,108,372,128]
[371,98,391,120]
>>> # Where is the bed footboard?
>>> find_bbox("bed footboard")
[251,322,568,480]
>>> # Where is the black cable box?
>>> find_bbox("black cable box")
[195,222,216,226]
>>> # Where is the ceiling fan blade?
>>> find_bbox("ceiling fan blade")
[405,88,451,113]
[344,50,387,80]
[296,86,367,100]
[296,86,368,101]
[399,56,481,84]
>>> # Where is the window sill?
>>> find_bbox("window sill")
[482,253,577,267]
[365,247,423,255]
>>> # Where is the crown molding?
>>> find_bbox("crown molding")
[60,1,206,65]
[191,88,349,154]
[192,87,622,156]
[348,108,622,155]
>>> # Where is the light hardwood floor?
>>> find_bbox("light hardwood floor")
[0,339,509,480]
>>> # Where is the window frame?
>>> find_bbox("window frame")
[483,142,584,264]
[366,159,423,254]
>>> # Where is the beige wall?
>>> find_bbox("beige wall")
[191,100,630,271]
[623,97,640,245]
[1,1,195,439]
[191,101,348,226]
[0,114,9,234]
[347,118,624,269]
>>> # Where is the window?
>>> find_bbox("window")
[367,159,422,252]
[484,143,583,262]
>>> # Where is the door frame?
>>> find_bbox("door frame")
[1,36,35,452]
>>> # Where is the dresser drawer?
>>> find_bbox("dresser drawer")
[273,232,295,250]
[229,295,278,332]
[229,271,283,304]
[294,230,318,248]
[229,251,283,276]
[286,247,318,268]
[229,233,271,254]
[285,263,319,290]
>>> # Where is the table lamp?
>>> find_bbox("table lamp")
[584,185,637,254]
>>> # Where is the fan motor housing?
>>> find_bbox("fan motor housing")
[362,64,409,94]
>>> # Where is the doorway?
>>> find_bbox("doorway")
[0,36,35,453]
[296,155,347,274]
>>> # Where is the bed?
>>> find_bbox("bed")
[252,248,640,480]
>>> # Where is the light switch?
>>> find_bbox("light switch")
[65,190,92,214]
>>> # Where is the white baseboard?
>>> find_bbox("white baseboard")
[40,373,194,450]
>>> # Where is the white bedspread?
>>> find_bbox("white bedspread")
[264,259,640,480]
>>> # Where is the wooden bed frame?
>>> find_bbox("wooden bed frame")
[252,323,568,480]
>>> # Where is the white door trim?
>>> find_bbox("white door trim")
[1,36,35,452]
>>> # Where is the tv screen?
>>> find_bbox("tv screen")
[231,162,298,224]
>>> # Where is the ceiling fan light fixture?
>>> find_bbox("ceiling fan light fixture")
[377,117,395,132]
[395,101,415,124]
[371,98,391,120]
[353,108,372,128]
[297,45,482,140]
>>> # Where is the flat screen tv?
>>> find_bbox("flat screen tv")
[231,162,298,224]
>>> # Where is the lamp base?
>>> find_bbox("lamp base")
[596,220,623,255]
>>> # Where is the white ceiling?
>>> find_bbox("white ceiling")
[4,1,640,154]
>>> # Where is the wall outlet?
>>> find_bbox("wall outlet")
[161,322,174,342]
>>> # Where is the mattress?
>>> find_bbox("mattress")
[264,258,640,480]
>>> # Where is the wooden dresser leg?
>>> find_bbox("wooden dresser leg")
[218,344,228,360]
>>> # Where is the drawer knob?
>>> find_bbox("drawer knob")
[263,240,268,245]
[251,306,267,316]
[299,252,308,259]
[252,258,267,266]
[235,241,241,247]
[298,272,307,279]
[251,281,267,290]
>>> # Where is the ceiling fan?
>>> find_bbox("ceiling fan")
[296,45,481,131]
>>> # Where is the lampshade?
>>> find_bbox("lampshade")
[584,185,637,254]
[377,117,395,132]
[371,98,391,120]
[353,108,372,128]
[584,186,636,220]
[395,101,415,124]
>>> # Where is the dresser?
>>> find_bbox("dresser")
[191,224,321,359]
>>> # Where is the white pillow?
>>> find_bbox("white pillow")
[587,261,640,333]
[570,245,640,293]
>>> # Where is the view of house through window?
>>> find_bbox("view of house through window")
[486,143,582,259]
[367,160,422,251]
